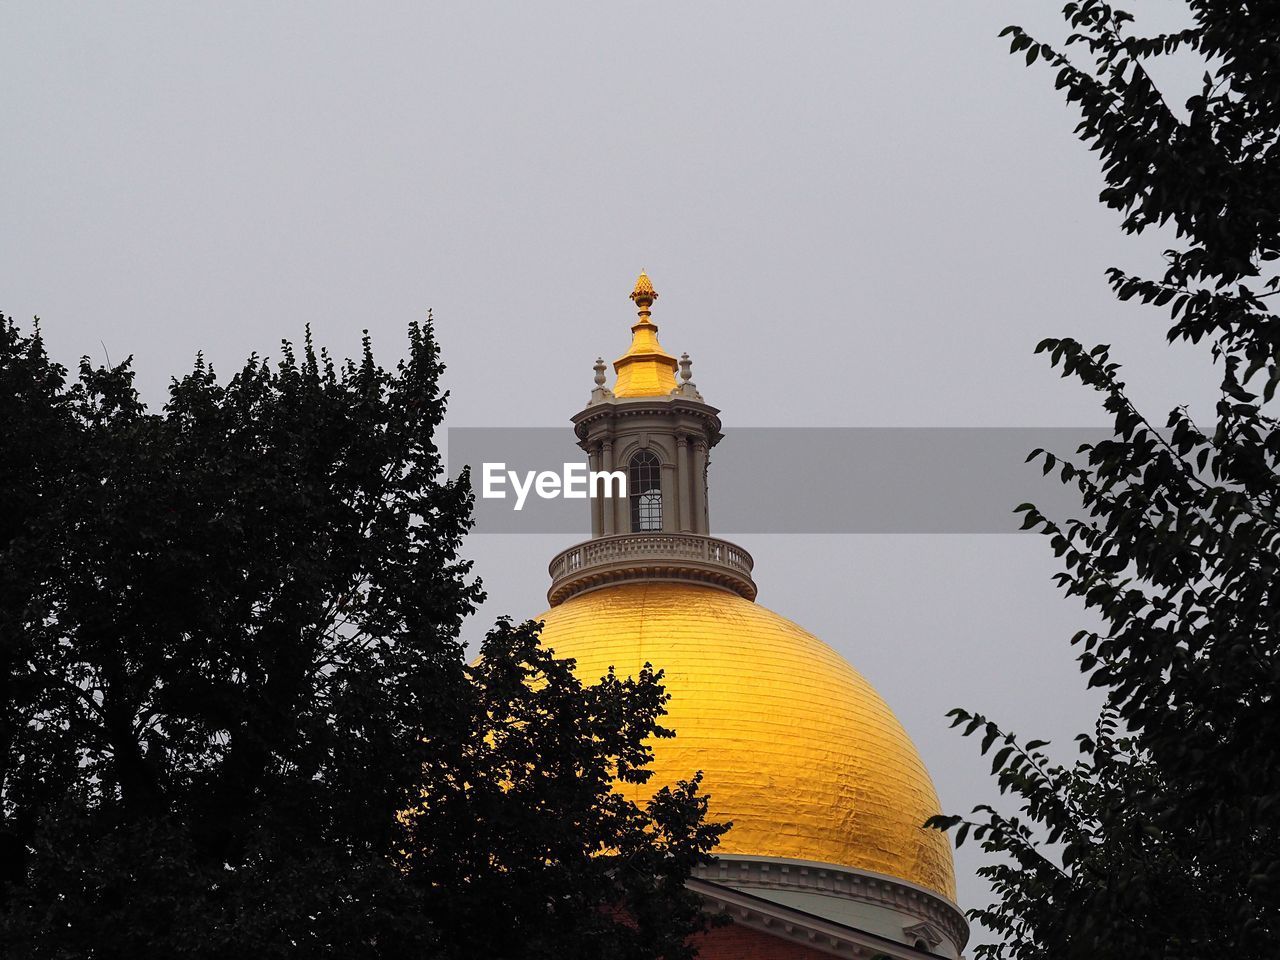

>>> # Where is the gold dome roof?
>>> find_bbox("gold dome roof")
[535,581,957,902]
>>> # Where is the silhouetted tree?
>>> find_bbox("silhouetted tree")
[0,316,724,958]
[930,4,1280,959]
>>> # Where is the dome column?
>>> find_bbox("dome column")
[589,442,604,537]
[600,438,617,536]
[660,459,678,532]
[692,439,709,534]
[676,435,692,532]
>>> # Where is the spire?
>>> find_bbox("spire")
[613,270,679,397]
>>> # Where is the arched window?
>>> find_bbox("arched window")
[628,450,662,532]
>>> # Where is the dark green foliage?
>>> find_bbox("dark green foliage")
[402,619,727,960]
[929,4,1280,959]
[0,317,723,958]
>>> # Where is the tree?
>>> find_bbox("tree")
[0,316,724,958]
[402,618,725,960]
[929,4,1280,959]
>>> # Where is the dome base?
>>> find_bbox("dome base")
[695,855,968,958]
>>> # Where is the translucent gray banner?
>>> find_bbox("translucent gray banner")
[447,427,1111,534]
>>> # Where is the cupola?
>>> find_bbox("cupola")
[548,272,755,606]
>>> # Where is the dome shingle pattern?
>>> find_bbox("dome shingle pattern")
[535,581,957,902]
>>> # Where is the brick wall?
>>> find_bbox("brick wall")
[691,921,837,959]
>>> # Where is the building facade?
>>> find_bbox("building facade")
[533,273,968,959]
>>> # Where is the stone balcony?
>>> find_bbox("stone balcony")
[547,532,756,606]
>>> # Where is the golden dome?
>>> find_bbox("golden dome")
[535,581,957,902]
[613,271,678,397]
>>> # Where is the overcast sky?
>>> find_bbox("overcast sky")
[3,2,1211,942]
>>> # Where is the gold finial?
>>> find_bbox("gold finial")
[613,269,678,398]
[630,270,657,307]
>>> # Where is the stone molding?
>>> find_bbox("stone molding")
[694,856,968,954]
[547,532,756,606]
[903,922,945,950]
[573,395,722,443]
[688,877,948,960]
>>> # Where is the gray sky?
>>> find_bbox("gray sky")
[3,1,1212,942]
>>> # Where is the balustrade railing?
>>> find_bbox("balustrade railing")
[547,533,755,603]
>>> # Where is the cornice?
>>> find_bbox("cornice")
[695,856,968,953]
[571,395,723,444]
[688,877,950,960]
